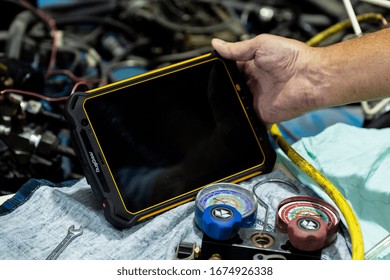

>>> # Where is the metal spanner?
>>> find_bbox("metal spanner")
[46,225,83,260]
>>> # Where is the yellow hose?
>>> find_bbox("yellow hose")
[269,124,364,260]
[306,13,387,47]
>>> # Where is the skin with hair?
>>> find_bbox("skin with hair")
[211,28,390,124]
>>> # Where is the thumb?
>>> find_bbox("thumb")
[211,38,258,61]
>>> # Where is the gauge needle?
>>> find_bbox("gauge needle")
[213,198,227,204]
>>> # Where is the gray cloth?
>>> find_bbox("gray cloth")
[0,168,351,260]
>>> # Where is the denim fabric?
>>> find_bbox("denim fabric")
[0,178,79,216]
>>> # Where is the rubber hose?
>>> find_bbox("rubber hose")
[269,124,364,260]
[6,10,38,59]
[306,13,387,47]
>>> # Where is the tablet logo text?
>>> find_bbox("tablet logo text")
[89,151,100,173]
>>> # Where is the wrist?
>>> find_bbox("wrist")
[304,44,355,109]
[296,46,335,111]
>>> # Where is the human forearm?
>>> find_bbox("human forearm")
[312,28,390,109]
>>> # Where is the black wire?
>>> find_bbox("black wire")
[290,0,347,22]
[54,16,137,41]
[53,46,82,72]
[152,12,234,34]
[150,46,212,67]
[152,1,237,34]
[42,0,116,17]
[110,37,152,63]
[159,0,190,20]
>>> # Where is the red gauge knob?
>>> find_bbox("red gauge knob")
[287,216,327,252]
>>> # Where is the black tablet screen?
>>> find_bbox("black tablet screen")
[83,58,266,213]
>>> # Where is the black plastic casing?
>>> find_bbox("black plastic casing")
[65,51,276,228]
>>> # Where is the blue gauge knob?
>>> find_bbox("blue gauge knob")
[201,204,243,240]
[195,183,258,232]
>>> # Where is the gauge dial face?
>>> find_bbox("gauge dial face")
[196,183,257,218]
[278,200,339,227]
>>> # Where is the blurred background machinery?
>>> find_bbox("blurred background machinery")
[0,0,389,195]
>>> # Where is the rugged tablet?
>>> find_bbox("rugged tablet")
[65,51,276,228]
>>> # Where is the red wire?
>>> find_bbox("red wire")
[19,0,58,71]
[45,69,102,83]
[0,89,69,102]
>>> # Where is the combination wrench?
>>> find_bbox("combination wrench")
[46,225,83,260]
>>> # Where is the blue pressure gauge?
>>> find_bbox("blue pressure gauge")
[195,183,258,240]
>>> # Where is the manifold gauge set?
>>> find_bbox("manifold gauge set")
[177,181,341,260]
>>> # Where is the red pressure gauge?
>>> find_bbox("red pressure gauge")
[276,196,341,251]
